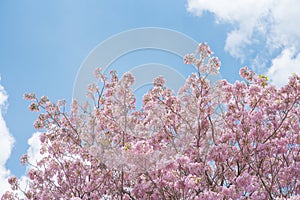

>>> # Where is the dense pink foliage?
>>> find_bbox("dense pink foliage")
[2,43,300,199]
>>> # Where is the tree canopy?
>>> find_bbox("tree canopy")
[2,43,300,200]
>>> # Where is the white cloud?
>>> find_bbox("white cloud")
[0,85,8,109]
[267,48,300,87]
[0,85,41,197]
[4,133,43,198]
[27,132,43,166]
[0,84,15,195]
[187,0,275,58]
[225,29,251,60]
[187,0,300,86]
[15,133,42,198]
[270,1,300,49]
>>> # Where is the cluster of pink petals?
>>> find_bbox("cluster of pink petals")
[184,43,220,75]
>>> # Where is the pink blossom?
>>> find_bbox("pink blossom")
[8,176,18,190]
[20,154,28,165]
[23,93,36,100]
[183,53,196,64]
[196,42,212,57]
[28,102,39,112]
[153,76,166,87]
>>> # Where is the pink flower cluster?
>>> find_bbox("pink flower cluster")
[184,43,220,75]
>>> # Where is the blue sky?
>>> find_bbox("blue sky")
[1,0,299,194]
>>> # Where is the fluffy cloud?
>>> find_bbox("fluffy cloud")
[187,0,300,86]
[9,132,43,197]
[0,84,43,196]
[0,84,15,195]
[267,48,300,87]
[27,132,43,166]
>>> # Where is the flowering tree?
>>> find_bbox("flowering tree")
[2,43,300,200]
